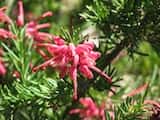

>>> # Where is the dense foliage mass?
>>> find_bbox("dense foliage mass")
[0,0,160,120]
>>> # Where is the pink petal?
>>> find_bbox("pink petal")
[90,66,112,83]
[36,48,49,60]
[58,66,68,78]
[36,23,51,30]
[53,55,66,66]
[33,32,52,42]
[26,21,37,37]
[17,0,24,26]
[73,55,79,67]
[89,51,101,60]
[79,65,93,79]
[32,58,55,72]
[69,43,76,57]
[82,41,94,50]
[0,62,6,75]
[46,44,67,56]
[41,11,53,18]
[79,97,95,108]
[0,11,12,23]
[69,97,106,119]
[69,66,78,100]
[69,109,81,114]
[0,29,15,39]
[53,36,65,45]
[27,21,37,28]
[79,56,95,66]
[76,45,88,54]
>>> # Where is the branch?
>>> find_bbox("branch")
[98,40,129,69]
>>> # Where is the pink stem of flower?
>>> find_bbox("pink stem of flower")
[17,0,24,26]
[0,61,6,75]
[37,11,53,21]
[32,58,55,72]
[90,66,112,83]
[0,29,16,39]
[73,78,78,100]
[144,100,160,109]
[36,43,55,48]
[102,114,106,120]
[36,23,51,30]
[0,6,7,11]
[41,11,53,18]
[69,109,81,114]
[0,12,12,24]
[36,48,49,60]
[126,83,148,97]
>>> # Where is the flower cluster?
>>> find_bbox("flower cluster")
[26,12,53,42]
[69,97,106,120]
[0,0,53,42]
[33,37,112,100]
[0,6,15,39]
[17,0,53,42]
[0,6,12,24]
[0,0,53,75]
[0,6,12,75]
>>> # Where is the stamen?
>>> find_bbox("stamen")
[36,23,51,30]
[90,66,112,83]
[32,58,55,72]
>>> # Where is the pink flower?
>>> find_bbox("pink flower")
[0,29,15,39]
[33,32,52,42]
[17,0,24,26]
[14,0,53,42]
[33,40,112,100]
[79,65,93,79]
[26,15,52,42]
[0,1,53,42]
[0,6,12,23]
[69,97,106,120]
[53,36,65,45]
[0,61,6,76]
[39,11,53,20]
[76,42,101,78]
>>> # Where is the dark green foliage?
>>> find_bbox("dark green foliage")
[114,97,147,120]
[81,0,160,57]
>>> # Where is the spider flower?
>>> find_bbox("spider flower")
[33,39,112,100]
[69,97,106,120]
